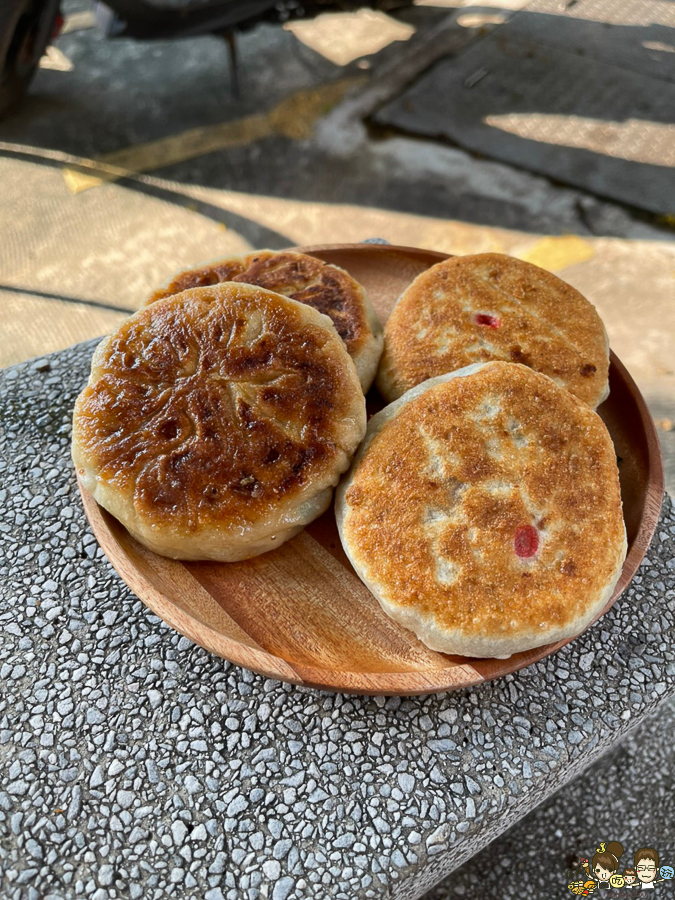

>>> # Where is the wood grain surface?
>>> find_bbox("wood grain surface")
[77,244,665,695]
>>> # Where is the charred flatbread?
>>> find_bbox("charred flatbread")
[73,283,366,561]
[148,249,383,391]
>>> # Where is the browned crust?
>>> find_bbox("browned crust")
[74,284,364,531]
[379,253,609,407]
[342,362,625,639]
[147,250,373,359]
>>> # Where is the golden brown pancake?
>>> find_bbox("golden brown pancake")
[147,249,383,391]
[73,283,366,561]
[337,361,626,658]
[377,253,609,408]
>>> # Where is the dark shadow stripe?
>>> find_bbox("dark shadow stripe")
[0,284,132,315]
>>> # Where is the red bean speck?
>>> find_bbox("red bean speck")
[474,313,500,328]
[515,525,539,558]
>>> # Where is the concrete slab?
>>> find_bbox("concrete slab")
[0,158,249,308]
[0,155,253,367]
[0,287,127,366]
[376,0,675,214]
[425,696,675,899]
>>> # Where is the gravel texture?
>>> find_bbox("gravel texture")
[427,694,675,899]
[0,341,674,900]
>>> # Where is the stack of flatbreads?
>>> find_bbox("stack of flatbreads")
[73,249,626,658]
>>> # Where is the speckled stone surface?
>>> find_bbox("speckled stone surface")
[426,695,675,899]
[0,341,674,900]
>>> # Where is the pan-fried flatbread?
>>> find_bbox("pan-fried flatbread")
[337,361,626,658]
[73,283,366,561]
[377,253,609,408]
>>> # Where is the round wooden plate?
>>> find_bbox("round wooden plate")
[77,243,665,695]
